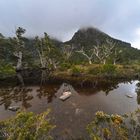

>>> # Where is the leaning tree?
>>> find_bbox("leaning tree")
[11,27,26,71]
[34,32,59,70]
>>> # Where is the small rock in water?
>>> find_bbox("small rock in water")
[125,94,133,98]
[75,108,83,115]
[59,91,72,101]
[8,106,20,111]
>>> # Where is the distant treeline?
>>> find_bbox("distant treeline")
[0,27,140,72]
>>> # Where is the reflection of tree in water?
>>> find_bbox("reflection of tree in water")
[136,82,140,104]
[101,81,119,95]
[76,80,120,96]
[0,88,13,109]
[55,83,78,97]
[13,87,33,108]
[0,87,33,109]
[36,86,57,103]
[36,69,56,103]
[41,69,49,86]
[0,71,34,109]
[16,71,25,87]
[36,83,75,103]
[57,83,72,92]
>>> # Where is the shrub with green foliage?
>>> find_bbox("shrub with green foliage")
[59,63,72,71]
[71,66,82,75]
[87,109,140,140]
[101,64,117,75]
[0,63,15,78]
[88,66,102,75]
[0,110,55,140]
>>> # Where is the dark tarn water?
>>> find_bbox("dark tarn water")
[0,80,140,139]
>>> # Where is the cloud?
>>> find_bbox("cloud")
[0,0,140,49]
[131,28,140,49]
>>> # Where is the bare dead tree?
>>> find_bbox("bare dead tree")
[75,39,117,65]
[62,44,75,62]
[93,39,116,64]
[35,37,47,68]
[34,33,52,69]
[76,47,94,64]
[112,48,122,65]
[12,27,26,71]
[35,33,59,70]
[48,58,59,70]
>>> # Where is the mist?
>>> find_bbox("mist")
[0,0,140,48]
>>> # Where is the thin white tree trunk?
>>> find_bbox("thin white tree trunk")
[76,49,93,65]
[113,59,116,65]
[103,59,106,65]
[89,59,92,65]
[37,49,46,68]
[14,51,22,70]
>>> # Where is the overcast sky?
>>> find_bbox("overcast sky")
[0,0,140,49]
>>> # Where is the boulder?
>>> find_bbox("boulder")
[59,91,72,101]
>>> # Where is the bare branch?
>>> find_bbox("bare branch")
[76,47,93,64]
[62,44,75,61]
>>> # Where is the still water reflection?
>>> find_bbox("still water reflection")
[0,80,140,139]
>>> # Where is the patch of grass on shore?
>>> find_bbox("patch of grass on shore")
[55,64,140,79]
[0,64,16,78]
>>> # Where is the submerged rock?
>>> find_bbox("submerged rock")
[75,108,83,115]
[125,94,133,98]
[8,106,20,111]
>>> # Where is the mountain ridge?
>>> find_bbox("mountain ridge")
[63,27,140,63]
[66,27,131,48]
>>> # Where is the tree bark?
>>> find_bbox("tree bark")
[14,51,23,71]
